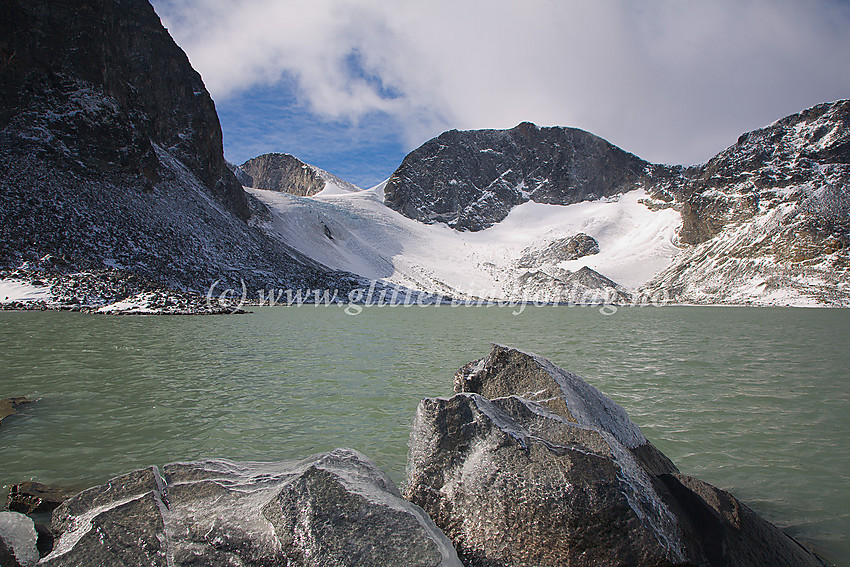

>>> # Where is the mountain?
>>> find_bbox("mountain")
[0,0,359,310]
[249,101,848,307]
[239,153,361,197]
[383,122,678,231]
[642,100,850,305]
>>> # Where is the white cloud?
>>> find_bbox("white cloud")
[153,0,850,165]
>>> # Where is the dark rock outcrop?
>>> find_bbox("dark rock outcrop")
[0,0,246,219]
[40,449,461,567]
[516,233,599,269]
[405,344,826,567]
[384,122,671,231]
[0,398,34,427]
[6,482,72,516]
[0,0,361,305]
[241,153,360,196]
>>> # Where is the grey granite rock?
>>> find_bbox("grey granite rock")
[0,512,38,567]
[405,345,826,567]
[41,449,461,567]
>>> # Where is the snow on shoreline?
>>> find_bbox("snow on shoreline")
[0,279,52,303]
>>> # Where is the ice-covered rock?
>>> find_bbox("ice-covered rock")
[0,512,38,567]
[40,449,461,567]
[405,345,826,567]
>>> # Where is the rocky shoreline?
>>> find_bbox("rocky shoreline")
[0,345,829,566]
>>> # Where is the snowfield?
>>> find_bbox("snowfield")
[248,184,683,301]
[0,279,52,303]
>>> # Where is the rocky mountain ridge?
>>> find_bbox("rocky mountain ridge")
[642,100,850,305]
[376,101,850,305]
[238,152,360,196]
[384,122,677,231]
[0,0,363,311]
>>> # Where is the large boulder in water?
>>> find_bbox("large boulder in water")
[40,449,461,567]
[405,344,826,567]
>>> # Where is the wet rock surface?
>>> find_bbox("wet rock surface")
[0,398,34,427]
[5,483,73,517]
[405,344,826,567]
[40,449,461,567]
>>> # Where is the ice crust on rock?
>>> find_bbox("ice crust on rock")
[42,449,461,567]
[0,512,39,567]
[407,345,827,567]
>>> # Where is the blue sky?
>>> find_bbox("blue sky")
[152,0,850,189]
[215,80,406,188]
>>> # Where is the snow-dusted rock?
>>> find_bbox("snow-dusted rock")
[516,233,599,269]
[241,153,361,197]
[0,512,38,567]
[405,345,826,567]
[383,122,667,231]
[41,449,461,567]
[642,99,850,306]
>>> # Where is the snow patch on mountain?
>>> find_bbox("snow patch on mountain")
[248,185,682,301]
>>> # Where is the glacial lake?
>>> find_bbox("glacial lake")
[1,305,848,564]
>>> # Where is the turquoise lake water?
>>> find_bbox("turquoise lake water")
[0,305,847,564]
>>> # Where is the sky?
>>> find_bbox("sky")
[151,0,850,189]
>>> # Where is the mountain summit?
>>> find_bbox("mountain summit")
[383,122,676,231]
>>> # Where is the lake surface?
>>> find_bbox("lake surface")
[1,305,848,564]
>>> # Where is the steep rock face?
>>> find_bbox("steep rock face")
[241,153,361,196]
[405,345,826,567]
[384,122,671,231]
[41,450,462,567]
[0,0,358,301]
[0,0,246,219]
[643,100,850,305]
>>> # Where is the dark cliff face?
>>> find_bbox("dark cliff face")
[0,0,358,296]
[383,122,667,231]
[241,153,327,197]
[0,0,247,219]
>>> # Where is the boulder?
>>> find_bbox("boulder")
[6,482,72,516]
[0,512,38,567]
[0,398,34,427]
[405,344,826,567]
[41,449,461,567]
